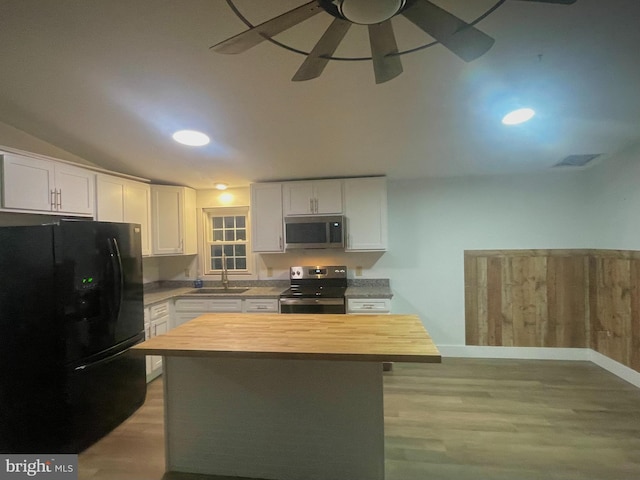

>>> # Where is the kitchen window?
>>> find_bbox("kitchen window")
[204,207,251,275]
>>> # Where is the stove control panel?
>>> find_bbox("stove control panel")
[290,265,347,280]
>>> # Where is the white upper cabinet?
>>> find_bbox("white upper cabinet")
[96,174,126,222]
[344,177,388,251]
[124,181,152,256]
[96,174,151,256]
[150,185,197,255]
[250,182,284,252]
[1,153,95,215]
[282,179,343,215]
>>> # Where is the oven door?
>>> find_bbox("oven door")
[280,297,346,314]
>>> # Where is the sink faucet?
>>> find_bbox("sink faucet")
[221,253,229,290]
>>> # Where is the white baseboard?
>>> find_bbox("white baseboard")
[589,350,640,389]
[437,345,640,389]
[438,345,590,361]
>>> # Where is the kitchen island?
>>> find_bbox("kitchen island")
[132,313,440,480]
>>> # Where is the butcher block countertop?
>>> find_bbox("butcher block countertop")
[132,313,440,363]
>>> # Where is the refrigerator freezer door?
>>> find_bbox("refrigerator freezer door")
[56,220,144,364]
[64,332,146,453]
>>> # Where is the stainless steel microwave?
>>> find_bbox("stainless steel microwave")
[284,215,345,250]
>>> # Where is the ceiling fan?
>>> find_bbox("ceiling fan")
[211,0,577,84]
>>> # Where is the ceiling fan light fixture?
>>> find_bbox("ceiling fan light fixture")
[338,0,405,25]
[502,108,536,125]
[172,129,210,146]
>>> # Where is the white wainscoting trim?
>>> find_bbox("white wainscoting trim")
[437,345,640,389]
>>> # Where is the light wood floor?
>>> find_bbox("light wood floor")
[78,358,640,480]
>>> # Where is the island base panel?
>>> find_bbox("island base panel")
[164,357,385,480]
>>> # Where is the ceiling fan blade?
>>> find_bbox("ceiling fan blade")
[368,20,403,84]
[211,1,323,54]
[513,0,577,4]
[402,0,495,62]
[292,18,351,81]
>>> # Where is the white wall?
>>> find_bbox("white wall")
[375,171,592,346]
[586,142,640,249]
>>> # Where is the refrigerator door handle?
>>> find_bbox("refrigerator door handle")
[107,237,124,322]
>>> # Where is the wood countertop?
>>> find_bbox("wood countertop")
[132,313,441,363]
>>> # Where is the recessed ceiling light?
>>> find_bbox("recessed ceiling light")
[172,130,210,146]
[502,108,536,125]
[214,183,228,190]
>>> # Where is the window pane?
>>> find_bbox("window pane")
[236,258,246,270]
[225,231,235,241]
[213,217,223,229]
[214,230,223,242]
[212,258,222,270]
[236,229,246,241]
[225,257,234,270]
[224,216,235,228]
[224,245,234,256]
[236,216,245,228]
[236,245,246,256]
[212,245,222,257]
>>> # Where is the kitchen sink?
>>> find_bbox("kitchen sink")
[189,288,250,294]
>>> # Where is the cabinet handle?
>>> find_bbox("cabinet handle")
[314,198,318,213]
[309,198,314,213]
[50,190,56,210]
[279,236,283,250]
[57,189,62,209]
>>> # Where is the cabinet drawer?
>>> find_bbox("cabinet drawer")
[208,298,243,312]
[175,298,243,313]
[347,298,390,313]
[149,301,170,320]
[244,298,279,313]
[175,299,211,312]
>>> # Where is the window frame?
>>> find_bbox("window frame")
[202,206,252,276]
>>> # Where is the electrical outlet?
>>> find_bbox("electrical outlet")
[356,266,363,276]
[184,268,190,278]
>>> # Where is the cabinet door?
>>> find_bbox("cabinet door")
[1,154,54,211]
[314,179,343,214]
[251,183,284,252]
[182,187,197,255]
[282,181,314,215]
[54,163,95,215]
[96,174,125,222]
[151,185,184,254]
[124,181,151,256]
[344,177,388,251]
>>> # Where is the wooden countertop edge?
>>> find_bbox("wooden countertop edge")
[130,347,441,363]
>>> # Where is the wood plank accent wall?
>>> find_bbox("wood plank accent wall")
[465,249,640,373]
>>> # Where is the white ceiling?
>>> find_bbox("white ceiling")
[1,0,639,189]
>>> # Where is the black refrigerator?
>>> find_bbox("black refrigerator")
[0,219,147,453]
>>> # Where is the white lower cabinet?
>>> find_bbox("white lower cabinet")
[347,298,391,314]
[145,301,170,382]
[347,298,392,371]
[174,297,279,327]
[243,298,279,313]
[173,298,243,328]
